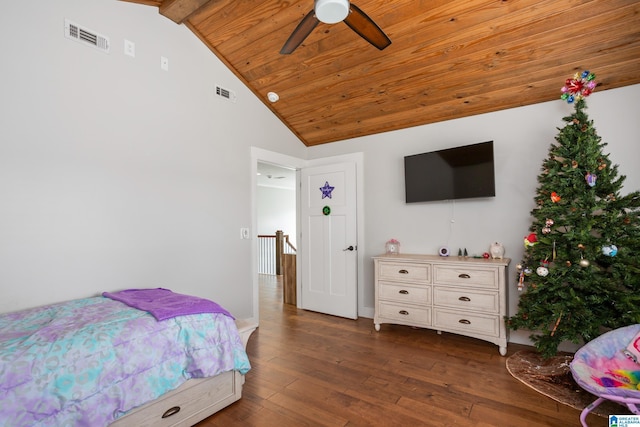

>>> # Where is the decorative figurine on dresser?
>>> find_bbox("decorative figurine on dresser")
[373,253,511,356]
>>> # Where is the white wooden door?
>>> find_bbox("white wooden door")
[300,162,357,319]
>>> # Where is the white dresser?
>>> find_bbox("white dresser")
[373,253,510,355]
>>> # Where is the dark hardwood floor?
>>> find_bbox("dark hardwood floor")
[197,275,606,426]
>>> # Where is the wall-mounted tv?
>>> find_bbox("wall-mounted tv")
[404,141,495,203]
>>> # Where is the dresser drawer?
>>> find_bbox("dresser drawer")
[433,287,498,313]
[433,308,500,337]
[379,281,430,305]
[433,265,499,289]
[378,301,431,326]
[378,262,430,283]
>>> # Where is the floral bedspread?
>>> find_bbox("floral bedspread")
[0,296,251,426]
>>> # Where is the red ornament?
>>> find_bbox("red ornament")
[524,233,538,247]
[482,252,490,259]
[551,192,561,203]
[567,79,583,93]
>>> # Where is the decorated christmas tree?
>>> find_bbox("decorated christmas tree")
[507,71,640,358]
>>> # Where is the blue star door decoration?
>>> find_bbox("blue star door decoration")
[320,181,335,199]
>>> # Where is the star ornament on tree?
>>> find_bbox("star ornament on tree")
[320,181,335,199]
[561,70,597,103]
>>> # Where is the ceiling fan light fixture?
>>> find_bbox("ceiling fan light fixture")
[315,0,349,24]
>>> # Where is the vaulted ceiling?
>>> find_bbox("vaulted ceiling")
[123,0,640,146]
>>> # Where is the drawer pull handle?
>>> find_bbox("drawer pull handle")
[399,290,409,294]
[399,310,409,315]
[458,319,471,325]
[162,406,181,418]
[398,269,409,274]
[458,296,471,302]
[458,273,471,279]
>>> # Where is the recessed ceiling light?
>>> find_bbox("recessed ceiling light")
[267,92,279,103]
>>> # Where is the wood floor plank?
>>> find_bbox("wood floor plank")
[195,274,607,427]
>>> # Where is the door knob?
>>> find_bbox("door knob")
[343,245,355,251]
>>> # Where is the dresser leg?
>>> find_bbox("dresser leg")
[374,323,380,331]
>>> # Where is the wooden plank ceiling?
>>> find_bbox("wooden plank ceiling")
[123,0,640,146]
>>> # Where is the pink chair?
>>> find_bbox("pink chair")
[570,324,640,426]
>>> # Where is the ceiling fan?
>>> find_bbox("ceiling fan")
[280,0,391,54]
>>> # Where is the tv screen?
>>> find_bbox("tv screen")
[404,141,495,203]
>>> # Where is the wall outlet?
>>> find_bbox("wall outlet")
[124,39,135,57]
[240,228,250,239]
[160,56,168,71]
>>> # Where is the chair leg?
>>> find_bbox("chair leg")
[580,397,606,427]
[627,402,640,415]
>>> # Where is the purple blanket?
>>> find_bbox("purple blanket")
[102,288,234,320]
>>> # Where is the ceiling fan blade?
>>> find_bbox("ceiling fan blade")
[343,3,391,50]
[280,9,320,54]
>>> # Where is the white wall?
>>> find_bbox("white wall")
[257,186,297,246]
[0,0,306,317]
[308,83,640,344]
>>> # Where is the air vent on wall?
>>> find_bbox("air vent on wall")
[64,19,110,53]
[215,84,237,103]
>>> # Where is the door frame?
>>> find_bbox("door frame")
[250,148,369,323]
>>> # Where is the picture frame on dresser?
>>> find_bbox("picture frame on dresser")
[373,253,510,356]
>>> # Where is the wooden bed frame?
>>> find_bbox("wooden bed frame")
[110,319,257,427]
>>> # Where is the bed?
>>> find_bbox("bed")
[0,288,257,427]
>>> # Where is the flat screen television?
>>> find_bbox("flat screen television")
[404,141,495,203]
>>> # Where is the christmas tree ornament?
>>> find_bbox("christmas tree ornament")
[560,70,597,103]
[550,312,563,336]
[536,266,549,277]
[524,233,538,247]
[551,192,561,203]
[516,263,523,271]
[542,226,551,234]
[572,160,578,168]
[517,270,525,291]
[545,218,554,227]
[524,267,533,276]
[578,243,585,250]
[601,245,618,257]
[585,172,597,187]
[566,260,572,267]
[579,256,590,268]
[552,240,557,260]
[540,259,549,268]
